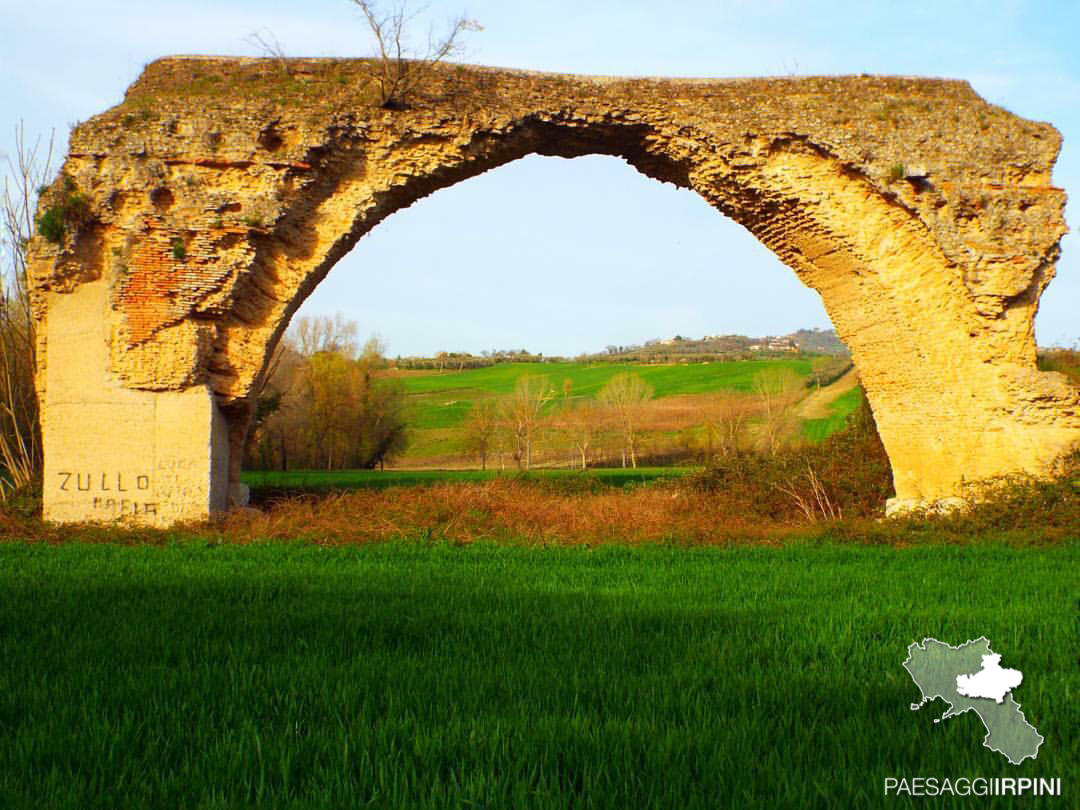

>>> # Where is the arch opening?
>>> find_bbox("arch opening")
[249,150,846,475]
[218,116,1005,511]
[293,151,835,358]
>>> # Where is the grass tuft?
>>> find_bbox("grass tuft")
[35,175,91,244]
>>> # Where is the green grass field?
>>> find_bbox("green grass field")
[801,386,864,442]
[397,359,815,430]
[379,358,862,465]
[242,466,696,494]
[1,540,1074,809]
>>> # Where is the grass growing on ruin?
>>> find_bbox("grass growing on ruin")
[1037,347,1080,386]
[0,541,1074,809]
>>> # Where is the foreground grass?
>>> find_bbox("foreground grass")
[0,541,1075,809]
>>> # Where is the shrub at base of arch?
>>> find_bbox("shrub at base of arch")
[692,391,895,521]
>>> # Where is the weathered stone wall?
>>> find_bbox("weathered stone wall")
[40,280,228,525]
[27,57,1079,524]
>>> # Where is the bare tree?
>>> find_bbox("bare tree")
[351,0,482,108]
[245,27,289,74]
[502,374,554,470]
[560,399,602,470]
[597,372,653,468]
[700,391,754,463]
[288,313,359,358]
[0,124,53,497]
[753,367,802,456]
[809,355,830,389]
[461,398,498,470]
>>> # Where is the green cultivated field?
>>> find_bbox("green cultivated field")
[397,359,815,431]
[801,386,864,442]
[1,540,1075,809]
[382,358,862,465]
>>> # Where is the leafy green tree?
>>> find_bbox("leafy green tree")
[248,317,407,470]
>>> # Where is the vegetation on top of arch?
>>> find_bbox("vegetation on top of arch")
[110,55,991,125]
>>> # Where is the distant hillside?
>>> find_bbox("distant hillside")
[394,328,850,370]
[787,329,850,356]
[578,328,849,362]
[383,356,858,468]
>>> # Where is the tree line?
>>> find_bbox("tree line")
[245,315,408,471]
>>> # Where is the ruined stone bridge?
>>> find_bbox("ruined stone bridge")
[28,57,1079,525]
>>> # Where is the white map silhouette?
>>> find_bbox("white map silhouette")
[955,653,1023,703]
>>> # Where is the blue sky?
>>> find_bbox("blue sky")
[2,0,1077,355]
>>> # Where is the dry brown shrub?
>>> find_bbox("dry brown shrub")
[1,468,1073,549]
[213,479,783,546]
[1,405,1073,548]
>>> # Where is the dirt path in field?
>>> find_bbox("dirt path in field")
[796,368,859,419]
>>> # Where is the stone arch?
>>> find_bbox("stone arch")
[28,57,1079,525]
